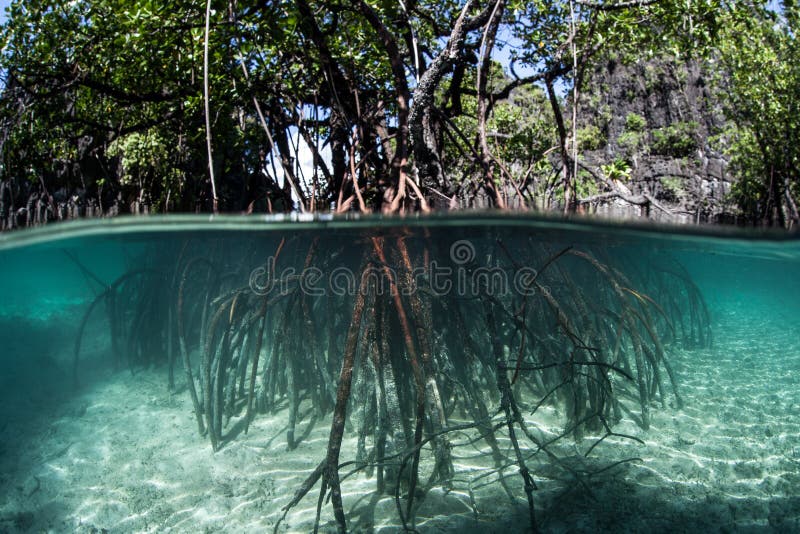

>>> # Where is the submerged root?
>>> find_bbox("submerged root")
[72,233,711,531]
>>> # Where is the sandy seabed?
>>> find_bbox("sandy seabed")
[1,308,799,533]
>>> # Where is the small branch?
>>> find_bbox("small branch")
[576,0,658,9]
[203,0,218,213]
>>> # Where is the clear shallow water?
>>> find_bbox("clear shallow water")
[0,214,798,533]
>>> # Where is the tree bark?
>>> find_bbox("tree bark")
[409,0,481,193]
[476,0,508,208]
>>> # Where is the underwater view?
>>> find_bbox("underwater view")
[0,214,798,533]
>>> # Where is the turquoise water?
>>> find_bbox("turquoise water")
[0,214,798,532]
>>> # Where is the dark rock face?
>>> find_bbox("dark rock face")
[579,55,735,223]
